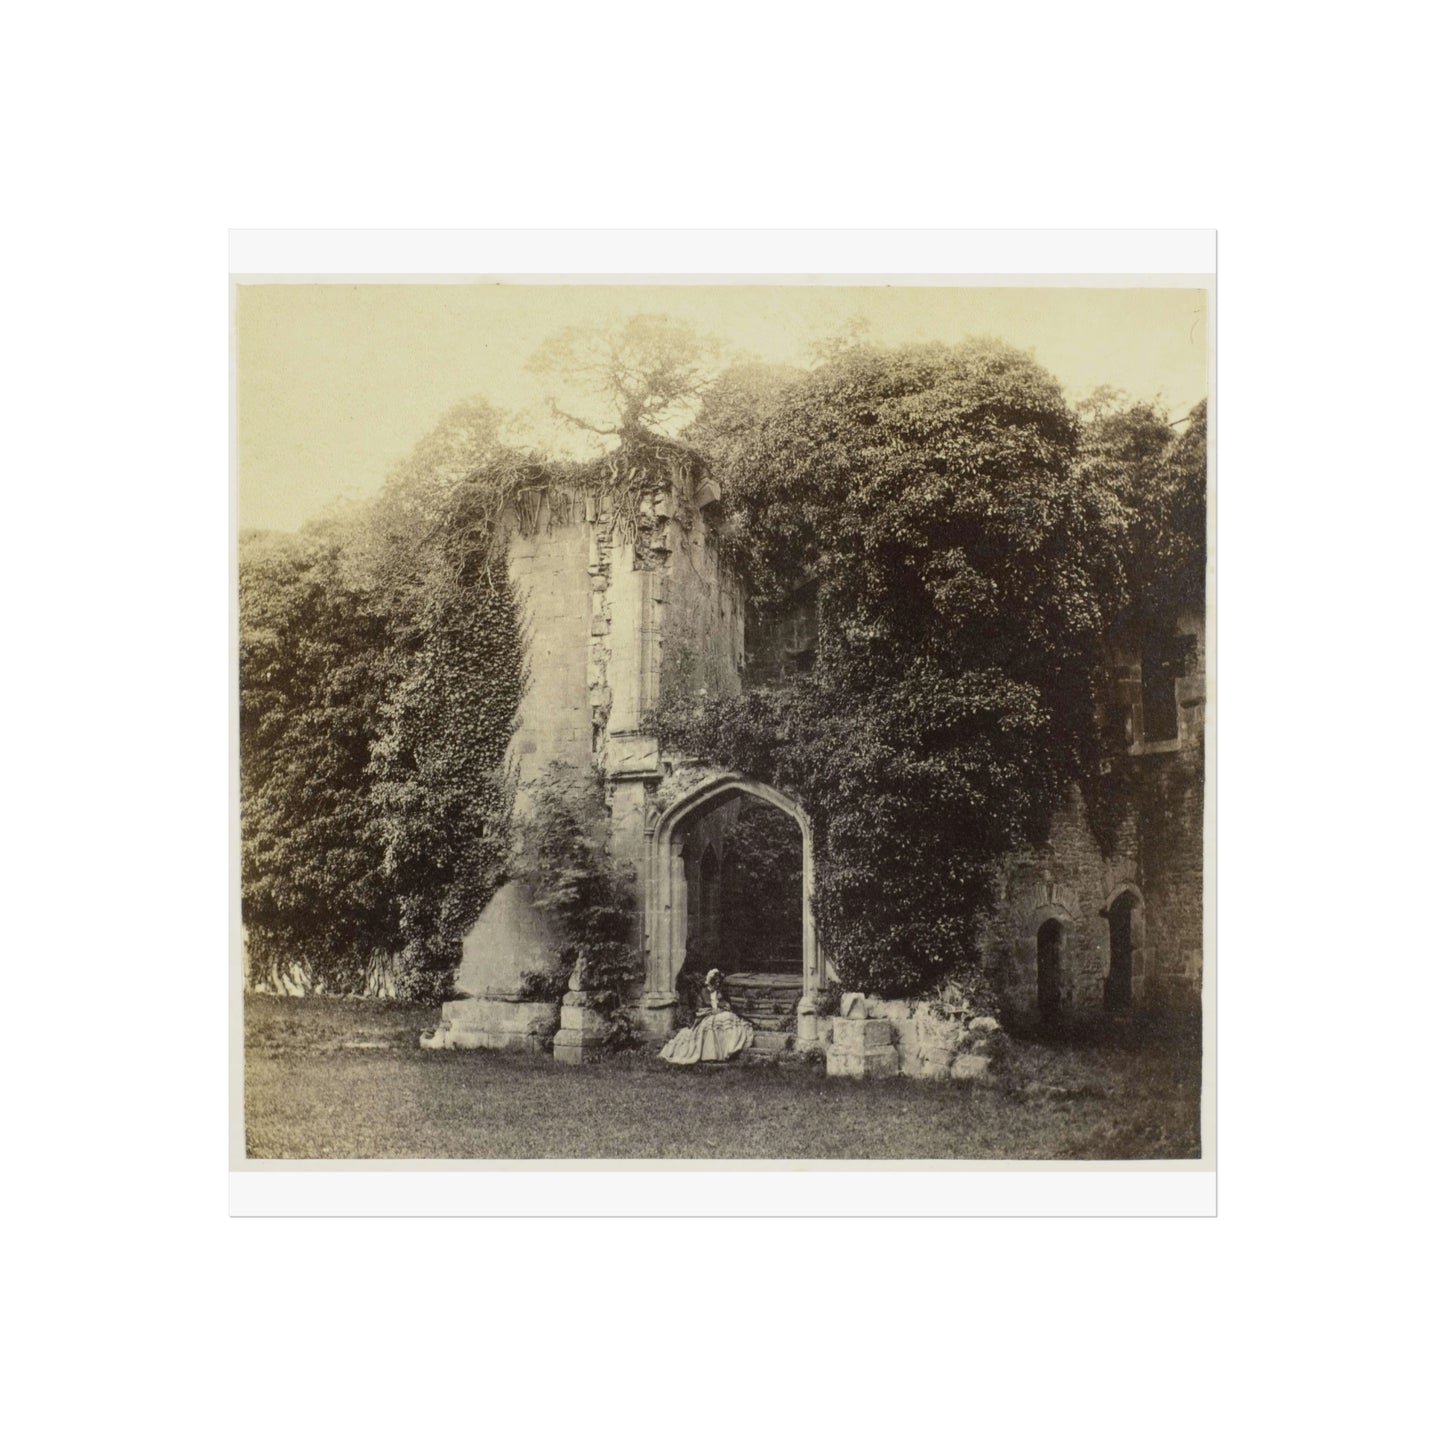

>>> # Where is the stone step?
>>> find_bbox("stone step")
[747,1030,793,1054]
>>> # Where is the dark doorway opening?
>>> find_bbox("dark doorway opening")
[1105,894,1136,1011]
[682,794,804,979]
[1037,919,1063,1020]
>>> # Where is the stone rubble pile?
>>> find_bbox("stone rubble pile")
[822,990,1006,1083]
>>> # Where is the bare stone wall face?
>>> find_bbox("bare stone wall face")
[509,513,595,787]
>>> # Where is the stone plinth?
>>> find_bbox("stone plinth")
[636,993,678,1041]
[552,991,611,1065]
[421,997,559,1052]
[794,1002,822,1054]
[832,1017,893,1050]
[826,1014,899,1078]
[826,1041,900,1078]
[419,879,570,1052]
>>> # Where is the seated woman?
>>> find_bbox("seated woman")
[659,968,754,1065]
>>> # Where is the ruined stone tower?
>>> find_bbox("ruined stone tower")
[423,452,803,1057]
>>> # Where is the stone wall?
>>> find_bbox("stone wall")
[508,504,596,787]
[452,473,1205,1051]
[445,474,748,1053]
[654,500,746,705]
[504,480,742,791]
[983,610,1205,1019]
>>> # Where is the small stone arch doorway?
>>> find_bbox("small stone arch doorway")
[643,774,826,1027]
[1104,887,1145,1011]
[1037,918,1064,1021]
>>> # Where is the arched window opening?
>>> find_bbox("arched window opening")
[1105,893,1137,1011]
[1037,919,1063,1020]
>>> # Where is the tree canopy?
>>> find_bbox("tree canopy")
[239,522,393,992]
[526,312,723,444]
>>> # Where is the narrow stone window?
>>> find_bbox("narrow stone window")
[1140,631,1184,742]
[1107,699,1135,751]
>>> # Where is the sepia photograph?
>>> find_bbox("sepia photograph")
[233,276,1212,1166]
[20,0,1433,1427]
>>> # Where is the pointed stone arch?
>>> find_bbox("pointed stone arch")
[641,772,825,1031]
[1102,883,1147,1010]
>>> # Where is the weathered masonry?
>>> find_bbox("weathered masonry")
[983,607,1207,1022]
[426,457,827,1056]
[425,454,1205,1057]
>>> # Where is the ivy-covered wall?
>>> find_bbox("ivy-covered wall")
[983,610,1205,1020]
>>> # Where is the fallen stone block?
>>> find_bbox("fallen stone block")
[749,1032,792,1057]
[827,1044,900,1079]
[832,1016,894,1050]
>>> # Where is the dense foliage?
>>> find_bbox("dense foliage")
[1073,389,1207,625]
[511,764,642,1044]
[241,319,1206,1012]
[239,524,394,993]
[660,342,1207,999]
[239,400,529,1001]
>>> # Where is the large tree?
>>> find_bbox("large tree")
[238,398,530,1001]
[239,523,394,992]
[526,312,723,444]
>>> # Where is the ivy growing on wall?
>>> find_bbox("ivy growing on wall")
[660,342,1208,1000]
[510,763,642,1046]
[239,392,694,1003]
[240,401,532,1001]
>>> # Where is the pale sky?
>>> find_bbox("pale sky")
[235,283,1208,533]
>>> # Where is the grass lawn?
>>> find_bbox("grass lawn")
[242,993,1202,1161]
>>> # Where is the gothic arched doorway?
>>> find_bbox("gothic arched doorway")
[643,774,825,1032]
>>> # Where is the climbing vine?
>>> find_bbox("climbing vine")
[240,396,695,1003]
[658,342,1205,1001]
[511,763,643,1046]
